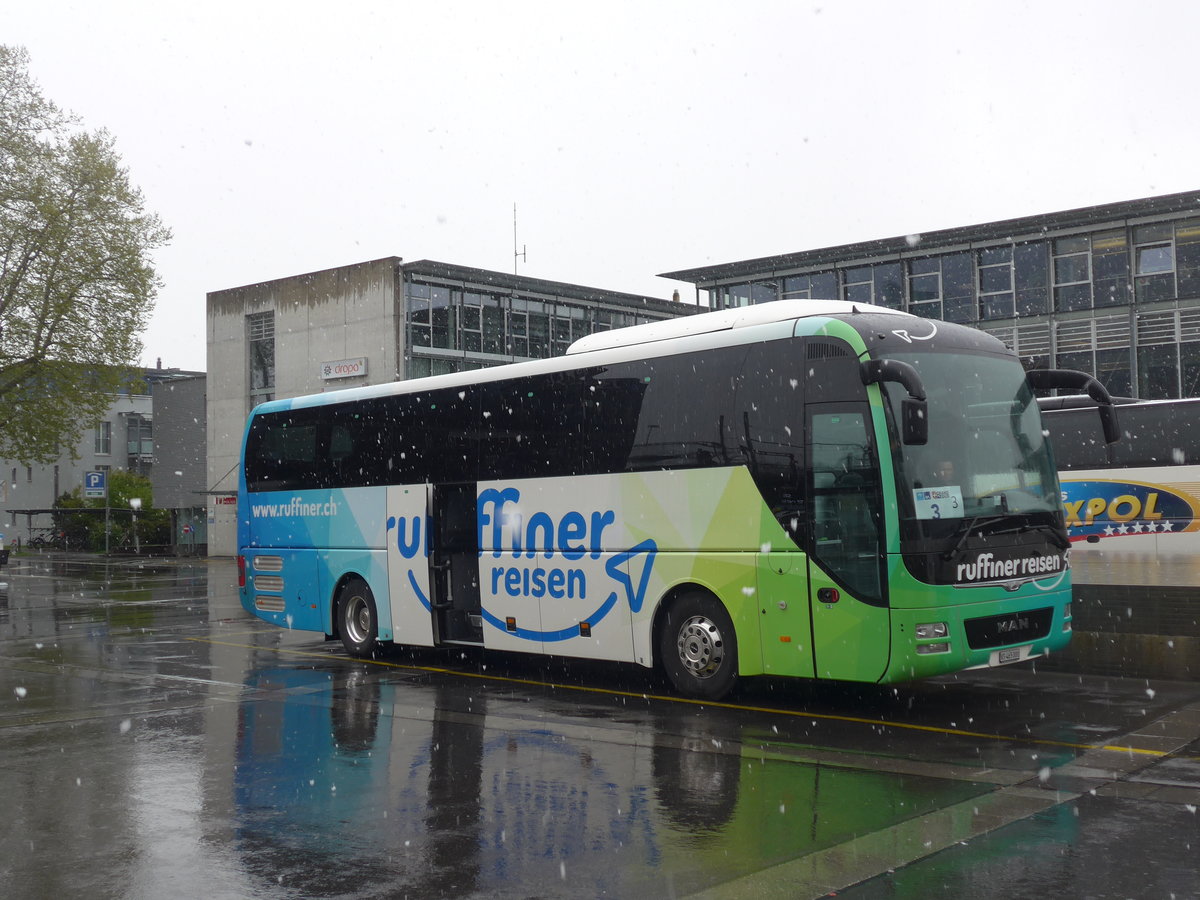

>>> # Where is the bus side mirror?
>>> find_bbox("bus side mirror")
[861,358,928,446]
[1027,369,1120,444]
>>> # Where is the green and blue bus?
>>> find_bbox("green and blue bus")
[237,299,1108,699]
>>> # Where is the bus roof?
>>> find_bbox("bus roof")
[252,298,915,417]
[566,298,913,355]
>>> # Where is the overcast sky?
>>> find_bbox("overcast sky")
[8,0,1199,372]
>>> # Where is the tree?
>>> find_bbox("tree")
[0,45,170,464]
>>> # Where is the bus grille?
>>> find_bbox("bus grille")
[255,595,286,612]
[964,607,1053,649]
[253,556,284,572]
[254,575,284,592]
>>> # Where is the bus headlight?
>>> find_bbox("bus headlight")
[915,622,948,639]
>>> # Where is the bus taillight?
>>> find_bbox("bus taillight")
[237,555,246,588]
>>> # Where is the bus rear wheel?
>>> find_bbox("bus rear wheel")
[338,578,378,658]
[659,593,738,700]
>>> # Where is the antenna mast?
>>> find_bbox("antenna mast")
[513,203,526,275]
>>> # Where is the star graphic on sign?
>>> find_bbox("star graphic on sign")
[1160,521,1175,532]
[1132,522,1145,533]
[1117,524,1129,535]
[1103,525,1115,536]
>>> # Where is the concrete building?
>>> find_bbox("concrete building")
[1,367,201,546]
[205,257,690,556]
[662,190,1200,400]
[149,374,207,554]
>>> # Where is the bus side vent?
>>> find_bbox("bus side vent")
[808,341,850,360]
[255,595,286,612]
[254,575,285,592]
[254,556,284,572]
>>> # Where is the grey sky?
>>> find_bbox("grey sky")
[8,0,1198,372]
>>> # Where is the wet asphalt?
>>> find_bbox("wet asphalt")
[1,553,1198,899]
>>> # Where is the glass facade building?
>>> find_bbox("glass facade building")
[662,191,1200,400]
[403,261,682,379]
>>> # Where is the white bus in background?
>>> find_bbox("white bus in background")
[1041,396,1200,587]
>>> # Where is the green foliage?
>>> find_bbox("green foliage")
[0,45,171,464]
[53,470,171,552]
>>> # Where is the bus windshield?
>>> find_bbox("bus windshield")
[883,349,1061,541]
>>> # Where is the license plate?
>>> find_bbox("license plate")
[997,647,1022,664]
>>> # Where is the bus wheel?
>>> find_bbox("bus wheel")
[338,578,378,658]
[659,593,738,700]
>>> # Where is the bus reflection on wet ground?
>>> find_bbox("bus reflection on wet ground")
[1,554,1199,899]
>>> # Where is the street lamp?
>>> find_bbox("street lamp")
[129,497,142,555]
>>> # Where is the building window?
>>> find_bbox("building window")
[908,258,942,318]
[716,282,776,309]
[841,266,873,304]
[838,264,902,308]
[940,253,975,324]
[94,421,112,455]
[1053,236,1092,311]
[1181,340,1200,396]
[528,302,551,358]
[1175,219,1200,298]
[460,289,482,352]
[247,311,275,402]
[1138,342,1178,399]
[720,284,753,308]
[978,246,1015,320]
[1090,230,1130,308]
[483,294,505,355]
[1096,347,1133,397]
[1014,242,1049,317]
[508,298,530,357]
[431,287,456,349]
[126,415,153,475]
[1134,223,1176,302]
[408,282,431,347]
[782,272,837,300]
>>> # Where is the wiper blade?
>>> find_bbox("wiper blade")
[943,515,1009,559]
[1008,520,1070,551]
[944,516,1068,559]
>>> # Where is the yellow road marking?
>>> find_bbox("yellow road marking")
[188,635,1170,757]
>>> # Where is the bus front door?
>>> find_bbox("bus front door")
[430,482,483,644]
[807,406,891,682]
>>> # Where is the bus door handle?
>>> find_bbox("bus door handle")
[817,587,840,604]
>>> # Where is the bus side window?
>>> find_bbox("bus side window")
[740,339,805,542]
[588,348,745,474]
[247,414,320,492]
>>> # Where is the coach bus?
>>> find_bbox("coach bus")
[237,299,1109,699]
[1041,396,1200,587]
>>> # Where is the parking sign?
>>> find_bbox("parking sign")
[84,471,107,499]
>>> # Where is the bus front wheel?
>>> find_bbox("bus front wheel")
[659,593,738,700]
[338,578,378,658]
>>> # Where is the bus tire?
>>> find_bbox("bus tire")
[659,593,738,700]
[337,578,378,658]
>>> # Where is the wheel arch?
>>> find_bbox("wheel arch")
[650,582,724,672]
[328,570,370,639]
